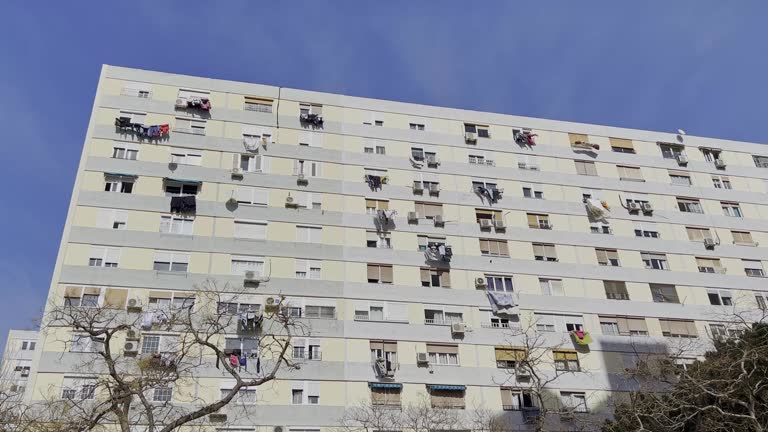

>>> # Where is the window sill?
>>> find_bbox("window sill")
[619,178,646,182]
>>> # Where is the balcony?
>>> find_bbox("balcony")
[293,351,322,361]
[431,400,466,409]
[173,127,206,136]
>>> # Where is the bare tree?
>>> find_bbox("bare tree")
[25,279,303,432]
[339,395,464,432]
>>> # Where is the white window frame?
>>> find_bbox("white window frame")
[159,215,194,235]
[294,159,321,177]
[295,259,322,280]
[291,381,320,405]
[97,209,128,230]
[296,225,322,243]
[239,153,263,173]
[70,334,105,353]
[233,219,267,240]
[121,83,152,99]
[104,175,134,193]
[233,186,268,206]
[169,150,202,166]
[173,117,206,135]
[112,145,139,160]
[539,278,564,296]
[89,247,120,268]
[231,255,265,276]
[117,110,147,124]
[152,251,190,272]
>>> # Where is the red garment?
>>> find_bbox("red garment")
[159,124,170,134]
[575,330,585,339]
[229,354,239,367]
[526,133,538,145]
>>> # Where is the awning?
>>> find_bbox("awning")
[428,384,465,391]
[164,177,201,184]
[369,382,402,389]
[104,172,137,178]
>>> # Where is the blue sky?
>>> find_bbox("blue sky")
[0,1,767,348]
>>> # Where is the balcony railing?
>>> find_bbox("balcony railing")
[293,351,322,361]
[121,88,151,99]
[425,318,463,326]
[173,127,206,136]
[244,103,273,113]
[431,400,466,409]
[372,402,402,409]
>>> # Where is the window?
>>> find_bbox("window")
[708,289,733,306]
[595,249,620,266]
[677,198,704,213]
[604,281,629,300]
[414,202,443,220]
[591,223,612,234]
[152,387,173,402]
[367,231,391,248]
[660,320,698,338]
[97,209,128,230]
[159,215,194,235]
[169,151,202,166]
[233,186,268,206]
[217,302,260,315]
[732,231,756,245]
[292,389,303,404]
[230,255,264,276]
[469,154,494,166]
[700,148,723,163]
[634,224,660,238]
[363,139,386,154]
[117,110,147,124]
[476,209,503,225]
[305,305,335,320]
[15,366,31,378]
[743,260,765,277]
[426,344,459,365]
[418,235,446,252]
[522,184,544,199]
[495,347,525,369]
[174,117,206,135]
[367,264,393,284]
[685,226,713,242]
[89,247,120,268]
[526,213,551,229]
[121,83,151,98]
[532,243,557,261]
[71,334,104,353]
[61,378,96,401]
[480,239,509,257]
[618,165,644,181]
[485,275,514,292]
[233,220,267,240]
[712,176,732,189]
[164,180,198,197]
[409,123,425,131]
[237,153,263,173]
[659,143,685,159]
[153,251,189,272]
[696,257,724,274]
[420,268,450,288]
[722,202,743,218]
[148,295,194,313]
[574,160,598,176]
[709,324,743,340]
[756,293,767,311]
[610,138,635,153]
[104,175,134,194]
[754,155,768,168]
[365,199,389,215]
[599,316,648,336]
[560,392,588,413]
[244,96,273,112]
[539,278,564,296]
[424,309,463,325]
[669,171,692,186]
[294,159,321,177]
[486,310,518,329]
[220,387,257,404]
[642,252,669,270]
[464,123,490,138]
[650,284,680,303]
[295,259,322,280]
[300,103,323,116]
[501,388,536,411]
[293,338,322,360]
[63,286,101,308]
[296,225,322,243]
[112,146,138,160]
[429,388,465,409]
[21,341,36,351]
[553,351,580,372]
[371,386,402,407]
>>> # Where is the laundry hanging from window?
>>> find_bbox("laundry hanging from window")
[114,117,169,138]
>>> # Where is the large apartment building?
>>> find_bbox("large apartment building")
[25,65,768,430]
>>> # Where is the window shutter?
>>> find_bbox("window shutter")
[499,241,509,256]
[479,240,490,254]
[526,214,538,226]
[627,318,648,333]
[232,153,240,170]
[568,133,588,145]
[103,288,127,309]
[380,266,393,283]
[367,265,379,281]
[96,210,112,228]
[387,303,408,321]
[83,286,101,296]
[441,271,451,287]
[174,253,190,264]
[90,246,105,260]
[610,138,634,150]
[420,268,430,284]
[105,248,120,263]
[426,344,458,354]
[65,286,83,298]
[306,382,320,396]
[533,244,544,257]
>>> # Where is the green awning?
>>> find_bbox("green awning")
[369,382,402,389]
[428,384,465,391]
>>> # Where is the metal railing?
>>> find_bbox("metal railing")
[173,127,206,136]
[431,401,466,409]
[244,103,273,113]
[121,88,151,99]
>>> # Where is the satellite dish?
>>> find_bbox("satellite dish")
[677,129,686,136]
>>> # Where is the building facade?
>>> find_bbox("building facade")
[2,330,38,401]
[26,65,768,430]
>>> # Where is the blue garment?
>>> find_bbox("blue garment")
[239,356,247,366]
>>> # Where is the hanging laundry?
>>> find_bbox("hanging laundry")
[199,98,211,111]
[141,311,155,330]
[486,291,518,315]
[256,357,261,373]
[571,330,593,345]
[229,354,239,368]
[491,188,503,203]
[365,175,382,191]
[159,124,170,135]
[239,355,247,367]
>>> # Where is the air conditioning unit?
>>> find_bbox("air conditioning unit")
[428,184,440,194]
[432,215,444,226]
[627,202,640,212]
[465,132,477,143]
[516,368,531,378]
[126,298,142,311]
[297,173,307,183]
[285,195,298,208]
[714,159,727,169]
[493,219,506,230]
[175,98,187,108]
[475,277,487,288]
[408,211,419,222]
[479,219,493,229]
[413,183,424,193]
[124,341,139,354]
[245,270,259,281]
[126,329,140,340]
[704,238,716,248]
[274,426,285,432]
[416,352,429,364]
[641,203,654,214]
[676,155,689,165]
[451,323,466,335]
[231,167,244,178]
[265,297,279,312]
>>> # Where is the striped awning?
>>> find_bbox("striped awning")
[428,384,465,391]
[369,382,402,389]
[164,177,201,184]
